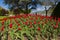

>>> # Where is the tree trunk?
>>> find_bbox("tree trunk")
[45,6,48,16]
[46,10,48,16]
[55,2,56,6]
[48,36,51,40]
[5,31,8,40]
[36,12,37,15]
[26,3,28,14]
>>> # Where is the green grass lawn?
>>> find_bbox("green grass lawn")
[0,16,7,19]
[0,16,8,22]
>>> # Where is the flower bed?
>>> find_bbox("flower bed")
[0,14,60,40]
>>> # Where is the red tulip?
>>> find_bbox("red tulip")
[35,17,38,20]
[18,28,22,30]
[24,21,29,25]
[54,17,56,22]
[13,16,16,19]
[29,22,32,25]
[40,17,43,20]
[10,16,16,19]
[28,14,32,16]
[30,18,33,20]
[29,25,33,28]
[1,25,4,31]
[58,18,60,22]
[9,23,12,28]
[2,21,4,25]
[53,23,58,29]
[34,21,36,24]
[53,25,58,29]
[37,27,40,31]
[25,14,28,16]
[49,16,53,19]
[38,22,40,24]
[45,16,49,19]
[23,15,27,18]
[14,19,18,23]
[17,23,20,26]
[16,15,21,18]
[3,18,7,21]
[45,19,48,23]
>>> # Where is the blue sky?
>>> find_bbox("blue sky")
[0,0,48,10]
[0,0,8,10]
[0,0,60,12]
[0,0,46,12]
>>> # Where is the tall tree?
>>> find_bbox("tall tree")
[3,0,32,14]
[0,7,8,16]
[3,0,42,14]
[38,0,54,16]
[54,0,58,5]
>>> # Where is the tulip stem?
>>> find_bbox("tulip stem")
[6,31,8,40]
[0,32,1,40]
[47,32,51,40]
[48,36,51,40]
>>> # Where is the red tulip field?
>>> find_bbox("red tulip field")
[0,14,60,40]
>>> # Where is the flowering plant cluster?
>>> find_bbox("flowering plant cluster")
[0,14,60,40]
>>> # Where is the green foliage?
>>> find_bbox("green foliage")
[0,7,9,16]
[22,9,31,14]
[3,0,32,14]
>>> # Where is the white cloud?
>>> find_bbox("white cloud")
[31,4,51,13]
